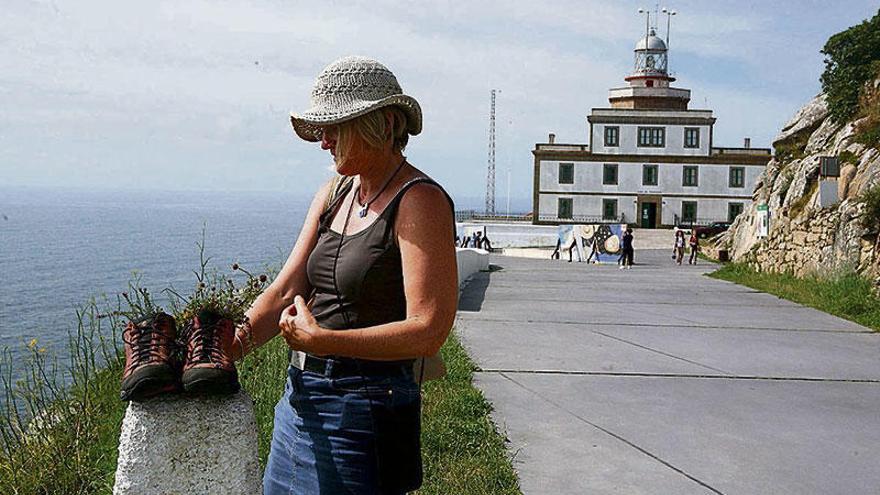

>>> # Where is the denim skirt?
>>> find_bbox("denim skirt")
[263,365,422,495]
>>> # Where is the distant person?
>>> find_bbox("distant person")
[620,228,634,269]
[551,238,561,260]
[688,229,700,265]
[481,233,493,251]
[585,236,600,264]
[673,230,686,265]
[567,235,581,262]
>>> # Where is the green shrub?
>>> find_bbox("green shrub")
[820,10,880,123]
[860,184,880,233]
[838,150,859,165]
[854,63,880,148]
[773,130,811,162]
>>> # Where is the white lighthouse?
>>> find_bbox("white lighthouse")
[532,12,771,228]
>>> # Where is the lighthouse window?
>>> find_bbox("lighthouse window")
[729,167,745,188]
[603,163,619,185]
[604,126,619,147]
[558,163,574,184]
[638,127,665,147]
[683,166,699,187]
[557,198,573,219]
[681,201,698,223]
[684,128,700,148]
[642,164,659,186]
[603,199,618,221]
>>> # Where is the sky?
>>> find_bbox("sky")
[1,0,878,208]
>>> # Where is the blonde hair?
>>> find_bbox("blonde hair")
[334,106,409,163]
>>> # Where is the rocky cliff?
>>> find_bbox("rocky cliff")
[713,91,880,283]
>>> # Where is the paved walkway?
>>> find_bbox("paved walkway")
[456,250,880,495]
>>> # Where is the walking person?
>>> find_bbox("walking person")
[688,229,700,265]
[551,238,561,260]
[236,57,458,495]
[481,232,493,252]
[620,228,634,269]
[673,229,686,265]
[567,235,581,262]
[585,236,600,264]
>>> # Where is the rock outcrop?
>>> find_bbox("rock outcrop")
[714,93,880,281]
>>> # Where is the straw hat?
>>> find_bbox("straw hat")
[290,56,423,142]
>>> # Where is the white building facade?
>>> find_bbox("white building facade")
[532,28,770,227]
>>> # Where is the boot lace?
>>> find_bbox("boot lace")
[187,322,231,368]
[123,316,173,370]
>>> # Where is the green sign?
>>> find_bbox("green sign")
[757,204,769,211]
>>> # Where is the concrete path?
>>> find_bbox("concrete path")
[456,250,880,495]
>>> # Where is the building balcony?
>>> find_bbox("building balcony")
[608,86,691,101]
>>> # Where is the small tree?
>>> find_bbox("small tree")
[820,9,880,123]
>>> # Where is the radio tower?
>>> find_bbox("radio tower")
[486,89,497,215]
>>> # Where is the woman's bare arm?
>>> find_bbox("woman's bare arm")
[232,178,334,359]
[279,182,458,360]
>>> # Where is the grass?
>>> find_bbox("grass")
[0,304,129,494]
[418,332,521,494]
[2,296,520,494]
[709,262,880,332]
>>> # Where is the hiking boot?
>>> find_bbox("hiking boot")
[120,312,180,401]
[182,310,240,394]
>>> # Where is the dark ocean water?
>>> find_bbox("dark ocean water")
[0,187,311,397]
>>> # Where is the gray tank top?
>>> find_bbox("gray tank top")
[306,177,454,333]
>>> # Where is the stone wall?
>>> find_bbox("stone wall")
[713,92,880,283]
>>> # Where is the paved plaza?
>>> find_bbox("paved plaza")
[456,250,880,494]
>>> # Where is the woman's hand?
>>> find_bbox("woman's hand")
[279,295,327,354]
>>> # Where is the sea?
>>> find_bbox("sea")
[0,187,312,400]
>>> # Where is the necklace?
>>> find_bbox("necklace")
[355,157,407,218]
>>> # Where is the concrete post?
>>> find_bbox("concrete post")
[113,391,261,495]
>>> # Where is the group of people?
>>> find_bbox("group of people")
[457,230,493,251]
[673,229,701,265]
[551,227,635,269]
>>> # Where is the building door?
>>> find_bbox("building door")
[640,202,657,228]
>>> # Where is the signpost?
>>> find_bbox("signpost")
[757,204,769,238]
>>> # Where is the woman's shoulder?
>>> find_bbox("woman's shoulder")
[395,168,450,202]
[393,170,453,222]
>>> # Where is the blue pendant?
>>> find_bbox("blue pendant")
[358,207,368,218]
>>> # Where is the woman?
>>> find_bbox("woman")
[688,229,700,265]
[673,229,686,265]
[234,56,458,494]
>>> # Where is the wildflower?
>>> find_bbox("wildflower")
[28,338,38,349]
[259,274,267,283]
[232,263,240,271]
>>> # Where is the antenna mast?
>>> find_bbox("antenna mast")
[486,89,497,215]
